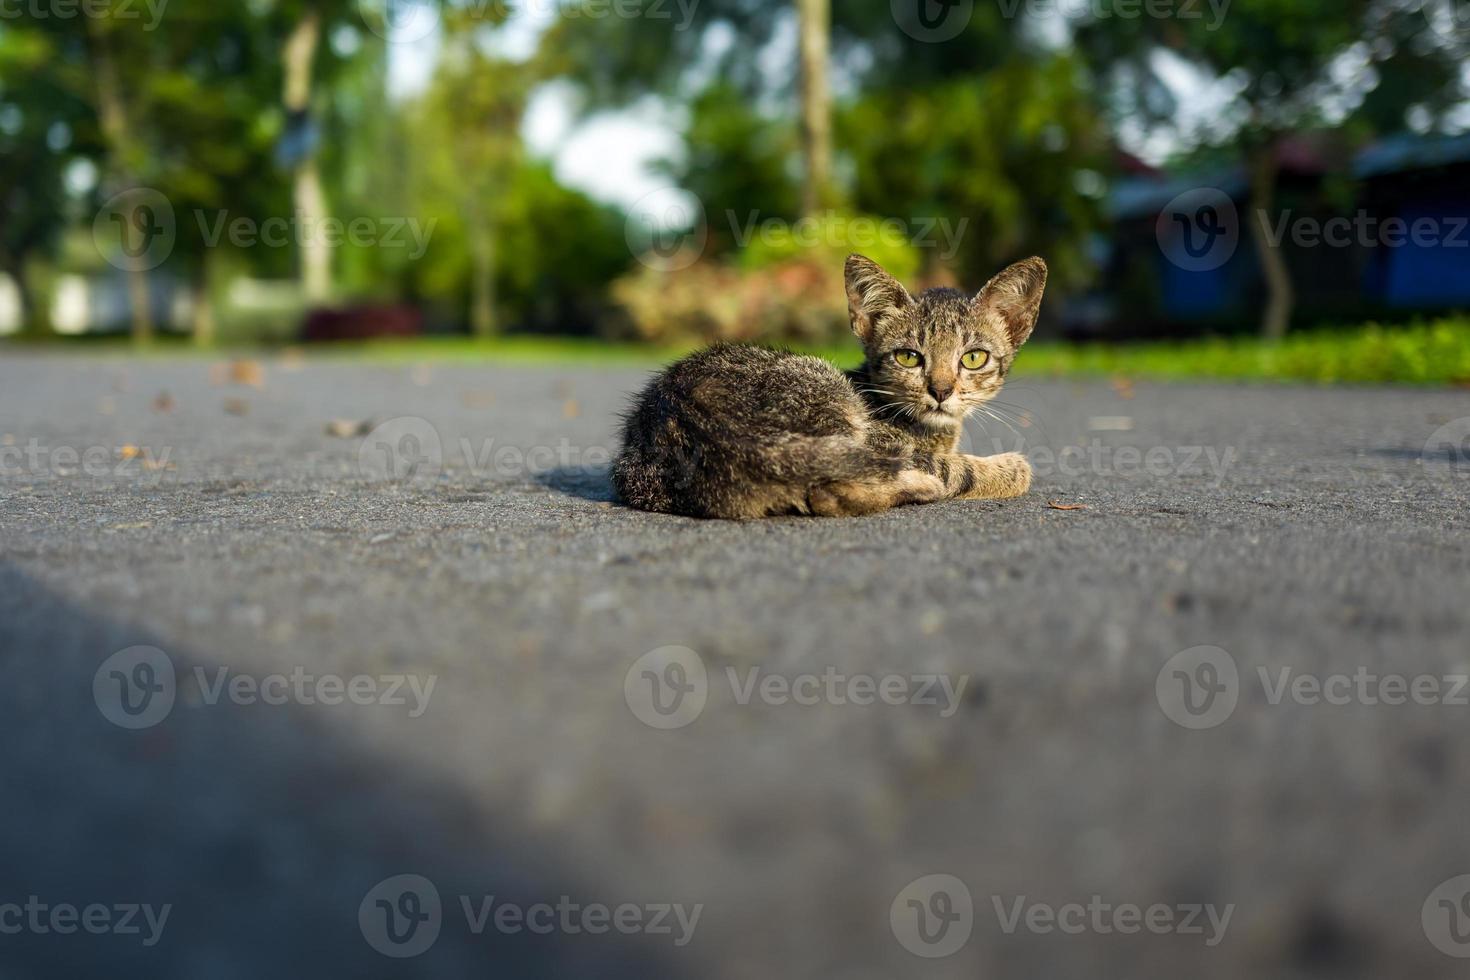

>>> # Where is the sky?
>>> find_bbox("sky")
[384,2,681,210]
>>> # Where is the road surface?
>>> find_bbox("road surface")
[1,353,1468,978]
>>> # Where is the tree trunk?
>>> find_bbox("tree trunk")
[1247,144,1294,341]
[85,19,155,344]
[192,252,216,347]
[3,256,35,336]
[284,10,332,304]
[797,0,833,217]
[468,208,497,337]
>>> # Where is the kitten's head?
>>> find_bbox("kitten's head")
[845,254,1047,430]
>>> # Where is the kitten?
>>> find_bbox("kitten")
[612,254,1046,519]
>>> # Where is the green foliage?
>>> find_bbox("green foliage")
[1020,318,1470,385]
[739,211,921,281]
[841,56,1107,289]
[1073,0,1465,141]
[660,82,801,247]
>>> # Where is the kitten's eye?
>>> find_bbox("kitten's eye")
[893,349,922,368]
[961,350,991,370]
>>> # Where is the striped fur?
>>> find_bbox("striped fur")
[612,255,1047,519]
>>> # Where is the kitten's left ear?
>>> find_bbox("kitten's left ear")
[974,257,1048,348]
[845,254,912,343]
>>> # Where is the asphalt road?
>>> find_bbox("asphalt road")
[1,352,1469,979]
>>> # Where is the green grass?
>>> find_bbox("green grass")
[7,317,1469,385]
[1016,318,1470,386]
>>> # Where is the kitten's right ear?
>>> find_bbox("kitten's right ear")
[845,254,912,343]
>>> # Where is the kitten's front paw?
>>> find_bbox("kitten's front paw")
[986,452,1032,498]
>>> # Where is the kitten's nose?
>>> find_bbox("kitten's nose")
[928,383,953,405]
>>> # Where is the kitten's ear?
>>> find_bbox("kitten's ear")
[845,254,912,343]
[974,257,1048,348]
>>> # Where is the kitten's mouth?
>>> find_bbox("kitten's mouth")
[919,407,963,427]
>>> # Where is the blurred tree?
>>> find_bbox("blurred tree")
[418,37,525,336]
[14,3,289,343]
[82,7,157,342]
[797,0,833,214]
[0,27,96,334]
[657,83,802,250]
[1073,0,1469,338]
[539,0,1105,291]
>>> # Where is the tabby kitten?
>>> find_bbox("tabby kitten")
[612,254,1046,519]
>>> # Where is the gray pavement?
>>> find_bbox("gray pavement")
[1,352,1469,979]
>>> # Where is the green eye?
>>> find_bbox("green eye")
[893,349,922,368]
[961,350,991,370]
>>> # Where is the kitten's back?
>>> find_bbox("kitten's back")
[612,345,869,518]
